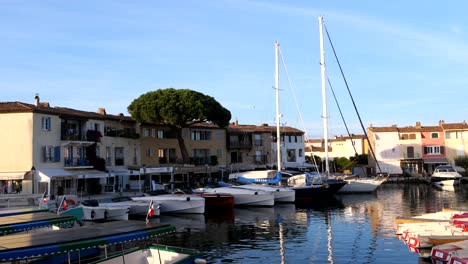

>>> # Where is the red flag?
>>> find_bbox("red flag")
[146,200,154,222]
[62,199,68,210]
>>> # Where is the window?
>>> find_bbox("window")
[401,134,408,140]
[193,149,210,164]
[407,146,414,158]
[216,132,222,140]
[431,132,439,138]
[191,130,211,141]
[158,149,167,163]
[144,128,152,137]
[115,147,124,166]
[298,149,303,158]
[287,149,296,162]
[145,147,152,157]
[254,134,262,146]
[157,130,164,139]
[424,146,444,155]
[95,146,100,157]
[42,146,60,162]
[133,147,138,165]
[41,117,51,131]
[446,131,462,139]
[106,147,112,165]
[216,149,222,158]
[409,134,416,139]
[94,123,101,132]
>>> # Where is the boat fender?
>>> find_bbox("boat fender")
[91,210,95,220]
[126,208,130,214]
[276,189,280,192]
[216,194,220,197]
[254,192,258,195]
[194,258,207,264]
[186,197,191,201]
[104,210,108,220]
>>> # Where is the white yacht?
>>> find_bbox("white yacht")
[97,196,160,217]
[131,194,205,214]
[195,186,275,207]
[431,165,462,186]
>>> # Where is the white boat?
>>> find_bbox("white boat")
[80,199,129,221]
[131,194,205,214]
[92,244,204,264]
[431,165,462,186]
[196,186,275,206]
[232,184,295,203]
[337,175,387,193]
[431,239,468,263]
[98,196,160,217]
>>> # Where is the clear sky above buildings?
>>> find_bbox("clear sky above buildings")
[2,1,468,138]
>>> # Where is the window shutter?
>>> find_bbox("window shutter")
[424,147,428,154]
[41,146,46,162]
[48,117,51,131]
[440,146,445,154]
[54,146,61,162]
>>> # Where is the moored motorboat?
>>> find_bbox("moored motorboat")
[80,199,129,221]
[97,196,160,217]
[196,186,274,207]
[232,184,295,203]
[431,239,468,263]
[431,165,462,186]
[132,194,205,214]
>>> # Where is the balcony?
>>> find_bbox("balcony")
[61,128,85,141]
[254,139,263,146]
[64,157,91,167]
[401,153,422,159]
[105,128,140,139]
[228,141,252,149]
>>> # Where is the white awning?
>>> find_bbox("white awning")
[0,171,28,180]
[38,169,108,182]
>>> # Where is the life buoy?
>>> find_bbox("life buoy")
[65,198,77,206]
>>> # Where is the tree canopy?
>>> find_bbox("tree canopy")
[128,88,231,128]
[127,88,232,164]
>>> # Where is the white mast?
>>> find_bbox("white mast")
[275,41,281,172]
[319,16,329,176]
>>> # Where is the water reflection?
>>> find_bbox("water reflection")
[157,184,468,263]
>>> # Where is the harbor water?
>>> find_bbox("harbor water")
[152,183,468,263]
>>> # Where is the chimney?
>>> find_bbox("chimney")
[439,120,445,126]
[34,94,40,106]
[415,121,421,128]
[235,118,238,126]
[97,108,106,115]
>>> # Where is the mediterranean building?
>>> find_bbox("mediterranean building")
[226,122,305,171]
[367,120,465,176]
[0,96,140,195]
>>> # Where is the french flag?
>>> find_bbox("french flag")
[146,200,155,223]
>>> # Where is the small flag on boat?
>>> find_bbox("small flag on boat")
[41,191,48,204]
[58,196,68,212]
[146,200,154,223]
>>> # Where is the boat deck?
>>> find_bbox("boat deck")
[0,220,175,261]
[0,212,76,235]
[0,207,49,217]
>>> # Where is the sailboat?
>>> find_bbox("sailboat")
[317,16,387,193]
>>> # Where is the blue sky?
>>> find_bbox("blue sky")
[2,1,468,138]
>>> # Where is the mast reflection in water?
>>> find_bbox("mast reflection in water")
[153,184,468,263]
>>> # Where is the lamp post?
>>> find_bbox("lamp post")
[30,166,36,194]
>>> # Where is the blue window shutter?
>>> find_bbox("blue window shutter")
[41,146,46,162]
[54,146,61,162]
[48,117,51,131]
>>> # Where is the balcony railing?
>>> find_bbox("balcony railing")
[401,153,422,159]
[228,141,252,149]
[64,157,90,167]
[105,128,140,139]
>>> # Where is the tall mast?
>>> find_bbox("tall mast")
[319,16,329,176]
[275,41,281,172]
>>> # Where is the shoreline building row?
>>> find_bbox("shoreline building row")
[0,96,306,195]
